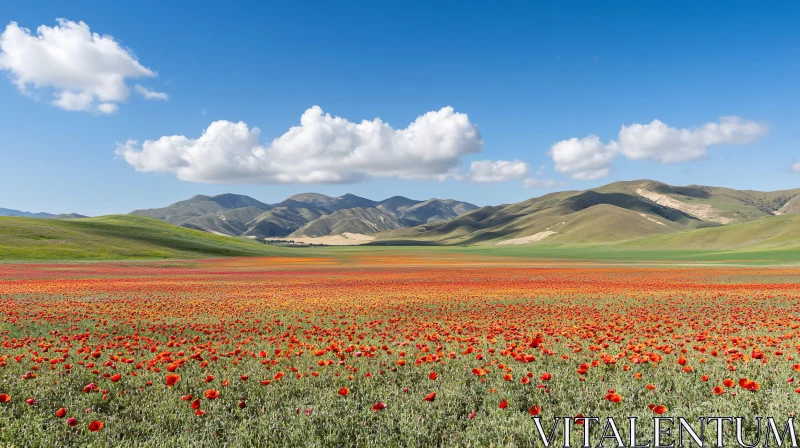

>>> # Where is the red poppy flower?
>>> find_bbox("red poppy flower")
[540,373,552,381]
[67,417,78,427]
[713,386,725,395]
[165,374,181,387]
[110,374,121,383]
[429,372,438,380]
[88,421,104,432]
[498,398,508,409]
[204,389,220,400]
[424,392,436,402]
[56,408,66,418]
[0,394,10,403]
[191,398,201,410]
[653,405,667,414]
[529,406,541,416]
[338,387,350,396]
[371,401,387,411]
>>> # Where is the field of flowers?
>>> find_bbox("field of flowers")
[1,255,799,446]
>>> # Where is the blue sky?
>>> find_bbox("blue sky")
[0,1,798,215]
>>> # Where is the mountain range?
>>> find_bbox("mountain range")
[372,179,800,247]
[5,179,800,256]
[0,208,86,219]
[129,193,479,239]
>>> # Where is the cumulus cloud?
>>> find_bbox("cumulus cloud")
[549,135,619,180]
[469,159,528,182]
[0,19,160,113]
[523,177,556,188]
[135,84,168,101]
[117,106,483,184]
[792,162,800,173]
[549,117,767,179]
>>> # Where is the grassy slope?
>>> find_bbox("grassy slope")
[0,215,283,261]
[460,215,800,262]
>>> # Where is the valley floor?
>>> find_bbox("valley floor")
[1,255,800,446]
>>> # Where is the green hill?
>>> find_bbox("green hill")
[0,215,282,261]
[613,214,800,251]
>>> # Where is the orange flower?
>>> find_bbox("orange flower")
[713,386,725,395]
[471,368,486,376]
[503,373,513,381]
[0,394,10,403]
[273,372,285,381]
[165,374,181,387]
[723,378,735,387]
[521,376,531,385]
[646,384,655,390]
[423,392,436,402]
[338,387,349,396]
[88,421,104,432]
[204,389,220,400]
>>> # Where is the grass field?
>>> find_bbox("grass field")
[0,215,280,261]
[1,255,800,446]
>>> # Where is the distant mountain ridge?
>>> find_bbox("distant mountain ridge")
[0,208,86,219]
[130,193,479,238]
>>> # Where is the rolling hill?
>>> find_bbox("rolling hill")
[372,180,800,247]
[0,215,281,261]
[6,179,799,261]
[613,214,800,252]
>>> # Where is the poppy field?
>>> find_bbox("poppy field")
[1,255,800,446]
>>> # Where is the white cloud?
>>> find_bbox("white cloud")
[97,103,119,114]
[618,116,767,164]
[117,106,483,184]
[523,177,556,188]
[469,159,528,182]
[792,162,800,173]
[549,117,767,179]
[0,19,160,113]
[135,84,168,101]
[549,135,619,180]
